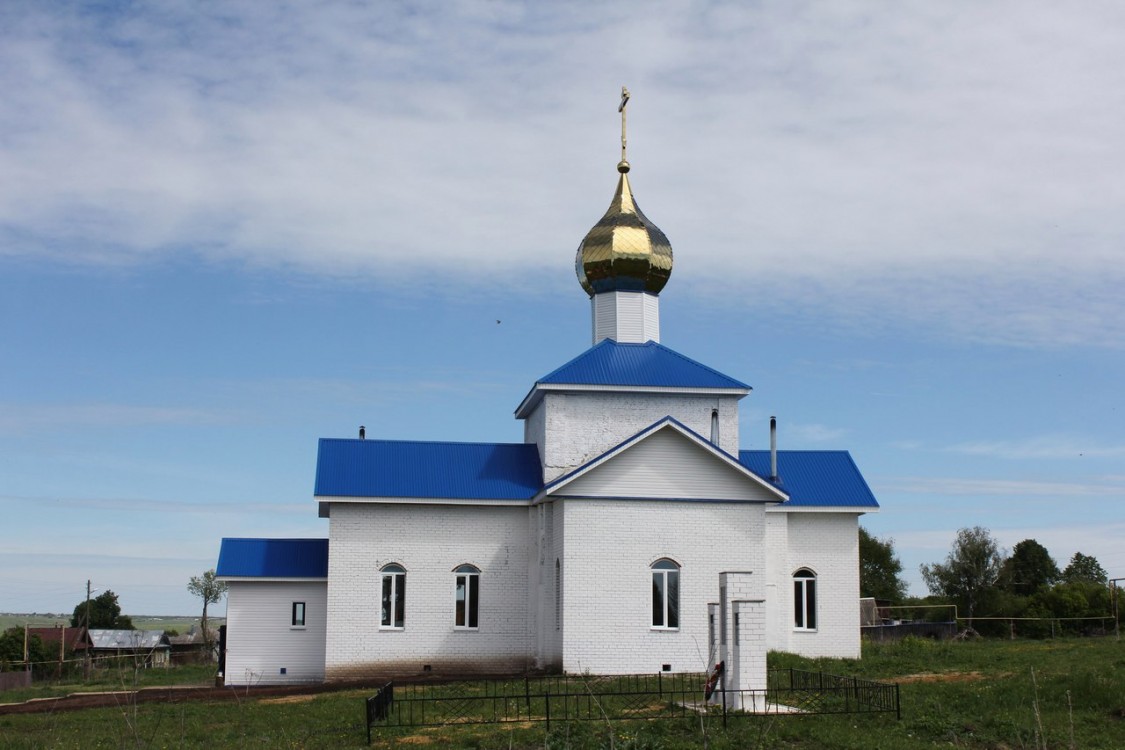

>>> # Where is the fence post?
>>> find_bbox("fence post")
[545,687,550,731]
[895,683,901,721]
[721,679,727,729]
[525,674,531,718]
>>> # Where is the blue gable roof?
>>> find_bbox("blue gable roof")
[217,538,329,578]
[738,450,879,508]
[315,439,542,500]
[537,340,750,390]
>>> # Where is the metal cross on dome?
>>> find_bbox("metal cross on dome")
[618,86,630,170]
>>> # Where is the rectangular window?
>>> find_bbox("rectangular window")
[794,571,817,630]
[381,569,405,628]
[455,567,479,629]
[291,601,306,627]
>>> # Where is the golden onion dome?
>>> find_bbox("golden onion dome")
[575,159,673,297]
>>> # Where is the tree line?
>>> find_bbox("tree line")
[860,526,1114,637]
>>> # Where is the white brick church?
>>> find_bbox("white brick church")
[216,100,879,687]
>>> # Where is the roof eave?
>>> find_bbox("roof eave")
[765,505,879,513]
[218,576,329,583]
[515,383,751,419]
[315,495,534,507]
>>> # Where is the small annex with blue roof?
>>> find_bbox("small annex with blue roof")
[217,100,881,688]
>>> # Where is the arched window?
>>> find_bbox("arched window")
[651,559,680,629]
[793,568,817,630]
[454,564,480,629]
[380,564,406,628]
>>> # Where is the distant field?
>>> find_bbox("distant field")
[0,614,225,634]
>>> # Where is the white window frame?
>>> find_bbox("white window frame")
[651,558,680,630]
[793,568,817,631]
[454,564,480,630]
[291,601,306,628]
[381,564,406,629]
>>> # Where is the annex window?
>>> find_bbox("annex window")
[381,564,406,628]
[454,564,480,629]
[291,601,306,628]
[651,558,680,629]
[793,568,817,630]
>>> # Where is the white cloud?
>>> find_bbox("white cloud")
[946,436,1125,460]
[1,1,1124,349]
[785,422,849,444]
[0,403,236,435]
[874,475,1125,497]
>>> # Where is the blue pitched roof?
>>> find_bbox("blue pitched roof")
[315,439,542,500]
[738,451,879,508]
[217,538,329,578]
[536,340,750,390]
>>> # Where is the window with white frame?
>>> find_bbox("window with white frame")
[454,564,480,629]
[651,558,680,629]
[291,601,306,627]
[381,564,406,628]
[793,568,817,630]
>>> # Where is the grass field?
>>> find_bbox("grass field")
[2,636,1123,749]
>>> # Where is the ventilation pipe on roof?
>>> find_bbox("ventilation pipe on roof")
[769,416,778,482]
[710,408,719,445]
[359,425,366,440]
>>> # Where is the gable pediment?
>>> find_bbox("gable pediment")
[543,420,786,502]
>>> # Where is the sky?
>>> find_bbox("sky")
[1,1,1123,617]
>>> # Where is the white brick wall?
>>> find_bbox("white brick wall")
[557,499,766,675]
[768,512,862,659]
[224,580,327,686]
[315,469,864,680]
[324,503,533,680]
[525,392,742,482]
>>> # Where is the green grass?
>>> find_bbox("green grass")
[0,664,218,704]
[2,637,1123,749]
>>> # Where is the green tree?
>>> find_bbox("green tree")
[71,590,134,629]
[859,527,907,602]
[1061,552,1108,584]
[187,569,227,653]
[999,539,1060,596]
[920,526,1005,627]
[0,628,51,669]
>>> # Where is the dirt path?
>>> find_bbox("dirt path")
[0,682,355,715]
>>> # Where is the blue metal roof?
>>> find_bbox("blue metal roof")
[315,439,542,499]
[217,538,329,578]
[738,451,879,508]
[536,340,750,390]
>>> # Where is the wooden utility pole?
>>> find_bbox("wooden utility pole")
[83,579,92,680]
[1111,578,1122,641]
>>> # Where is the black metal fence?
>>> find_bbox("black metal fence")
[364,669,899,737]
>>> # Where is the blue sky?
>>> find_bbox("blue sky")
[2,1,1122,616]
